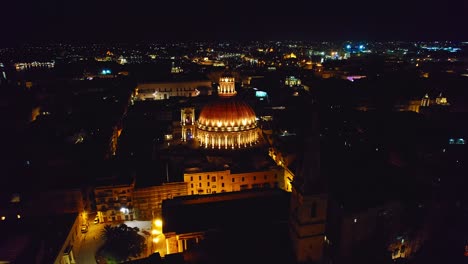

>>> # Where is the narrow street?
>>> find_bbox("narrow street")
[75,220,105,264]
[74,220,158,263]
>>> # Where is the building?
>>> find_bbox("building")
[183,167,282,195]
[289,108,328,264]
[94,176,136,223]
[195,75,261,149]
[133,182,188,220]
[134,80,212,101]
[0,213,81,264]
[162,189,291,258]
[285,76,302,87]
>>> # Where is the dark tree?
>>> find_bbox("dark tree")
[99,223,146,262]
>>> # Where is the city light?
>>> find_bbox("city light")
[154,219,163,228]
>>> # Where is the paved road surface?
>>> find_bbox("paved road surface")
[74,220,155,263]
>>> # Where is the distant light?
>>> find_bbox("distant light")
[346,45,351,49]
[354,218,357,223]
[359,45,364,50]
[1,216,5,220]
[153,237,159,243]
[120,207,129,214]
[17,214,21,219]
[152,229,160,235]
[255,91,267,98]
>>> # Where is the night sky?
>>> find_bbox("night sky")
[4,0,468,44]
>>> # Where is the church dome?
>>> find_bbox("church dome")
[194,74,260,149]
[197,98,257,131]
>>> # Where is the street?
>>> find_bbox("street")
[74,219,161,263]
[74,220,105,264]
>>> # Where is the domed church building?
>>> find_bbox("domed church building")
[194,74,260,149]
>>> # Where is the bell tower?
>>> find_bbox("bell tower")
[289,107,328,263]
[181,107,195,141]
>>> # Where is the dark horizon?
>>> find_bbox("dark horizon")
[4,0,467,46]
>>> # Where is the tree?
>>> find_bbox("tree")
[99,223,146,262]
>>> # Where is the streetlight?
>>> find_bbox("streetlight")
[154,219,163,228]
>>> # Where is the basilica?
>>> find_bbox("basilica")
[181,74,261,149]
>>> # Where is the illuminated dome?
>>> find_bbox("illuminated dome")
[196,76,260,149]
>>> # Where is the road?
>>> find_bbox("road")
[74,220,157,263]
[74,220,105,264]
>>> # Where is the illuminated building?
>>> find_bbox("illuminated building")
[171,61,183,74]
[134,80,212,101]
[181,107,195,142]
[420,93,431,107]
[195,75,260,149]
[94,177,136,223]
[285,76,301,87]
[14,61,55,71]
[183,167,282,195]
[435,92,450,105]
[94,171,188,222]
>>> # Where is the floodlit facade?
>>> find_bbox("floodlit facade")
[195,76,260,149]
[94,179,135,223]
[183,168,283,195]
[134,80,212,100]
